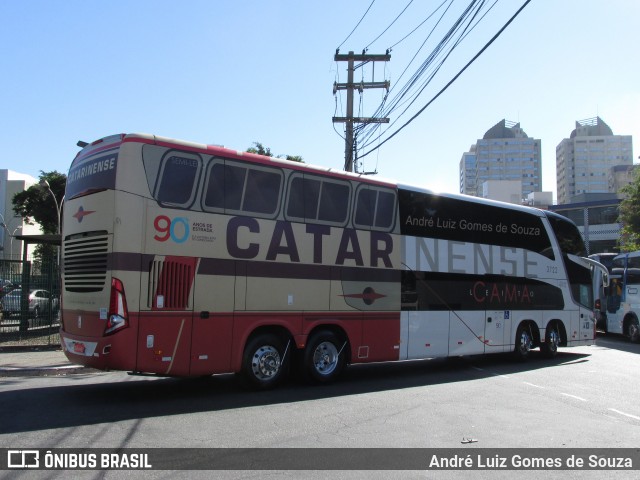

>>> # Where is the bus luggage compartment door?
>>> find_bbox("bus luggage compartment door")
[137,256,196,376]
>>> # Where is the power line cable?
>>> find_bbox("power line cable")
[365,0,414,50]
[387,0,450,51]
[359,0,531,159]
[358,0,478,148]
[337,0,377,51]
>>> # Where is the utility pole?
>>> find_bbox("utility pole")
[333,51,391,172]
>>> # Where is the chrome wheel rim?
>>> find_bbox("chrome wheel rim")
[313,341,339,376]
[251,345,281,380]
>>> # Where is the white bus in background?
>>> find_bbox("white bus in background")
[588,252,617,331]
[603,251,640,342]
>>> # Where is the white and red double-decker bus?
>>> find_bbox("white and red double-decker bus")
[60,133,598,388]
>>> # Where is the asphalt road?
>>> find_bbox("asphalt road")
[1,333,640,479]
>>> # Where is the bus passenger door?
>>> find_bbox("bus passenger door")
[137,256,196,376]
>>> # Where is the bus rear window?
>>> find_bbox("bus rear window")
[66,152,118,199]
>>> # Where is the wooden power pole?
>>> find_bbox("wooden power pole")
[333,51,391,172]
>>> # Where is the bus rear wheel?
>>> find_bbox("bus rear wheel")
[627,318,640,343]
[304,330,346,383]
[540,323,560,358]
[242,333,289,389]
[513,323,533,361]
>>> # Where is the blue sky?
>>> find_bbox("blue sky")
[1,0,638,201]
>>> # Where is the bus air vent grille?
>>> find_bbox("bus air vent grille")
[148,257,196,310]
[63,234,109,292]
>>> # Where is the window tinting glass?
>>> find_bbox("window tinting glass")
[287,177,320,220]
[375,191,395,228]
[243,169,282,214]
[223,164,246,210]
[355,188,375,226]
[157,156,199,205]
[318,182,349,223]
[204,163,225,208]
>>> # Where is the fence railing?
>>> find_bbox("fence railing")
[0,256,60,347]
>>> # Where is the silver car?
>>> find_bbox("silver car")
[1,289,59,319]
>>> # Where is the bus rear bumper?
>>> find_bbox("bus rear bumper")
[60,330,136,371]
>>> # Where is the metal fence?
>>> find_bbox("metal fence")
[0,255,60,347]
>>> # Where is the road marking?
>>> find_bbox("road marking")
[560,393,587,402]
[608,409,640,421]
[523,382,544,389]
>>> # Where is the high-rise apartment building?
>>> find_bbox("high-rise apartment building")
[459,119,542,201]
[459,147,476,195]
[556,117,633,204]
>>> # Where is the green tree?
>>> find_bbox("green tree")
[12,171,66,234]
[619,169,640,251]
[12,171,66,264]
[246,142,273,157]
[246,142,304,163]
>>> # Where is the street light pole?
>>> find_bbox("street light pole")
[10,226,22,259]
[39,179,62,235]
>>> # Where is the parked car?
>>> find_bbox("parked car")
[0,279,16,297]
[1,289,59,320]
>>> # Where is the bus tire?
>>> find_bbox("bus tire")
[304,330,346,384]
[540,322,560,358]
[513,323,533,361]
[241,333,289,390]
[627,318,640,343]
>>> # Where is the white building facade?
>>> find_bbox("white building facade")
[556,117,633,205]
[0,169,40,261]
[460,119,542,200]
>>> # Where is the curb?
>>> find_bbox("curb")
[0,365,99,377]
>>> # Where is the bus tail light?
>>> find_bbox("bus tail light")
[595,299,601,312]
[106,277,129,335]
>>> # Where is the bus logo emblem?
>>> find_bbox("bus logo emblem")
[73,206,96,223]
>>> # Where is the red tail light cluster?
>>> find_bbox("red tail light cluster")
[106,277,129,334]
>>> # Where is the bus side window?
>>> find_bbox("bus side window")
[286,176,320,220]
[354,186,375,227]
[242,169,282,215]
[156,152,201,207]
[318,181,350,223]
[375,191,396,229]
[285,174,349,226]
[203,161,282,218]
[354,185,396,231]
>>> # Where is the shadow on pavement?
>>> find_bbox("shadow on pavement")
[0,350,591,435]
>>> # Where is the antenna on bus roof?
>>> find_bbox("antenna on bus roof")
[77,141,88,148]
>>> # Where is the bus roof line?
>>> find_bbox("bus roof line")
[121,133,396,188]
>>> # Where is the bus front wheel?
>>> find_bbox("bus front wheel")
[241,333,289,389]
[304,330,346,383]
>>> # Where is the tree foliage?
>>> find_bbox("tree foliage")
[619,169,640,251]
[12,171,66,235]
[246,142,304,163]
